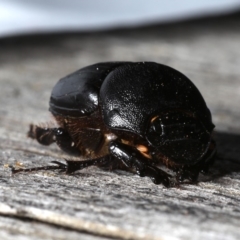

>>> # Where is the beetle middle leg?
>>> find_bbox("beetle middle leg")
[11,161,67,174]
[11,156,113,175]
[109,141,172,187]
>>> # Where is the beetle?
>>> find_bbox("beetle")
[12,62,216,187]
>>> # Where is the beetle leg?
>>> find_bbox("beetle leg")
[10,161,67,174]
[28,124,81,156]
[109,141,172,187]
[11,158,110,175]
[96,155,128,171]
[65,157,109,174]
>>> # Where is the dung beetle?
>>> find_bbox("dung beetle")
[14,62,216,187]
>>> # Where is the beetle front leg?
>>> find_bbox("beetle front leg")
[11,157,110,175]
[65,157,110,174]
[109,141,172,187]
[28,124,81,156]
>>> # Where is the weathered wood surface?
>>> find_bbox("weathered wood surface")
[1,13,240,240]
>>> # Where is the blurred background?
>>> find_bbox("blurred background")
[1,0,240,37]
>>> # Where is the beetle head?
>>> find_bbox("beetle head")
[145,111,212,165]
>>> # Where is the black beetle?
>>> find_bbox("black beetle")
[14,62,216,187]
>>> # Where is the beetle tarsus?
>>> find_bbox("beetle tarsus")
[10,161,67,174]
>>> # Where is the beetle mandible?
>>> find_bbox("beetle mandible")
[13,62,216,187]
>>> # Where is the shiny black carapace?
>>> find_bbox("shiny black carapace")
[15,62,216,187]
